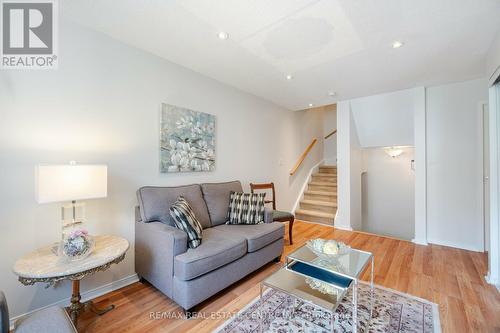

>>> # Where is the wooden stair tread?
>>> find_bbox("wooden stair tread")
[319,165,337,169]
[313,173,337,177]
[304,190,337,196]
[300,199,337,207]
[295,209,335,218]
[309,181,337,186]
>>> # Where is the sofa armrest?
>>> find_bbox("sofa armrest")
[14,306,77,333]
[135,205,142,223]
[0,292,9,333]
[264,208,273,223]
[135,221,188,298]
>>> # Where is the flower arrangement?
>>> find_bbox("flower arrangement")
[62,229,94,261]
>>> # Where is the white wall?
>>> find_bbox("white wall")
[0,19,323,319]
[426,78,488,251]
[335,101,352,230]
[361,148,415,240]
[486,30,500,85]
[335,101,362,231]
[413,87,428,245]
[350,89,415,148]
[323,107,337,165]
[349,114,363,231]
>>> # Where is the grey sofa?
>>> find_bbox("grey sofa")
[135,181,284,313]
[1,291,77,333]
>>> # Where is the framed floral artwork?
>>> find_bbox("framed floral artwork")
[160,103,216,172]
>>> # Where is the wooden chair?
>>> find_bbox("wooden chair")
[250,182,294,244]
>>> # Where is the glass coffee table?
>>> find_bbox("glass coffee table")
[260,243,374,332]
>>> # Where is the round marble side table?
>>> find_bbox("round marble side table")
[13,235,129,326]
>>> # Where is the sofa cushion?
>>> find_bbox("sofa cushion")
[201,181,243,226]
[137,185,211,228]
[170,196,203,249]
[213,222,284,252]
[174,228,247,280]
[227,192,266,225]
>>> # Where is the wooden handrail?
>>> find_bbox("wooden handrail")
[324,129,337,140]
[290,139,317,176]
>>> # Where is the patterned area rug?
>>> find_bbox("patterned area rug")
[215,283,440,333]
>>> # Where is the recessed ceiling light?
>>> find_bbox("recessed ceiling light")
[286,74,293,80]
[392,41,404,49]
[308,103,314,107]
[328,91,336,97]
[218,32,229,40]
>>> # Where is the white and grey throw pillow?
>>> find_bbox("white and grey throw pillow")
[226,191,266,225]
[169,196,203,249]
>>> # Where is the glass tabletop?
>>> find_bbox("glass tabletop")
[263,266,347,312]
[287,245,372,280]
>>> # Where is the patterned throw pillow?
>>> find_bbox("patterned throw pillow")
[226,191,266,225]
[169,196,203,249]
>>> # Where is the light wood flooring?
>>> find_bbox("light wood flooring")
[78,221,500,333]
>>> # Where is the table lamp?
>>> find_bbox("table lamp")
[35,162,107,258]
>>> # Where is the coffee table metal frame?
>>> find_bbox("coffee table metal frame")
[260,245,374,333]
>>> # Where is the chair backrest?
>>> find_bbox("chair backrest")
[250,182,276,210]
[0,291,9,333]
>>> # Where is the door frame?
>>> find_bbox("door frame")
[478,101,489,252]
[486,84,500,288]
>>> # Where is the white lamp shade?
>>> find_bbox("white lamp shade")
[36,164,108,203]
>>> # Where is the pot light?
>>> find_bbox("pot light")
[308,103,314,107]
[384,146,404,158]
[217,32,229,40]
[328,91,336,97]
[286,74,293,80]
[392,41,404,49]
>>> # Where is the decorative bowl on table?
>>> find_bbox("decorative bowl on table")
[306,238,351,260]
[61,229,95,261]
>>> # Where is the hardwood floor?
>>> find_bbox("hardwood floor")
[78,221,500,333]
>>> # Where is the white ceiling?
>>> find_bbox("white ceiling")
[63,0,500,110]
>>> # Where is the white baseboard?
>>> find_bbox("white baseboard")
[426,238,483,252]
[291,159,324,213]
[333,223,352,231]
[485,272,500,291]
[10,273,139,329]
[411,238,428,246]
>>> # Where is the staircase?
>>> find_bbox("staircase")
[295,165,337,225]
